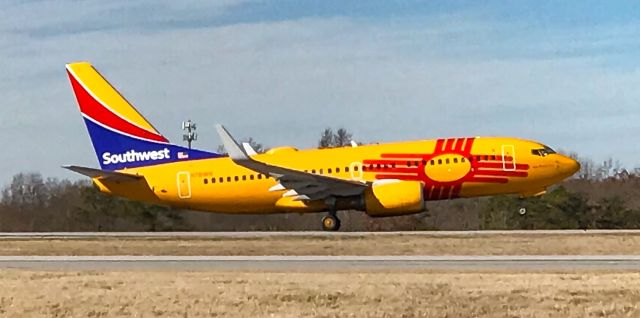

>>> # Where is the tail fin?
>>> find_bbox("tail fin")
[66,62,221,171]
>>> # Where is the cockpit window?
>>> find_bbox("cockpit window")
[531,146,556,157]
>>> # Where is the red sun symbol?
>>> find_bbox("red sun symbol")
[362,138,530,200]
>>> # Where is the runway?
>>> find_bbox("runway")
[2,255,640,270]
[1,229,639,239]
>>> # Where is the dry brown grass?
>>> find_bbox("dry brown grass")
[2,233,640,256]
[0,270,639,317]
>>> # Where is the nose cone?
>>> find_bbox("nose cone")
[557,155,580,178]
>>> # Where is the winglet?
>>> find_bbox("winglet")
[242,142,258,156]
[215,124,249,161]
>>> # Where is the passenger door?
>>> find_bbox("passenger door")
[501,145,516,171]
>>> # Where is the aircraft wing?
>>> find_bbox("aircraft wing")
[63,165,144,183]
[215,125,368,201]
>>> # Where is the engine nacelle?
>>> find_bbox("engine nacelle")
[363,180,426,217]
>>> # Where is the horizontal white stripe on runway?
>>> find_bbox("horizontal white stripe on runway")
[2,255,640,270]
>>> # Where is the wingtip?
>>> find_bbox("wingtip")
[214,124,250,161]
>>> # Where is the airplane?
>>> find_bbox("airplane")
[64,62,580,231]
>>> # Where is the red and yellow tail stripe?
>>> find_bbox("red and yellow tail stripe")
[66,62,168,143]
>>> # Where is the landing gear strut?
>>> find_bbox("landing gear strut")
[322,197,341,231]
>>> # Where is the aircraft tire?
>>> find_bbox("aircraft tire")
[322,215,341,231]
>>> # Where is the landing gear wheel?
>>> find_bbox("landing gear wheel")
[518,207,527,215]
[322,215,341,231]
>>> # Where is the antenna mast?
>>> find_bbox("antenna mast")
[182,120,197,149]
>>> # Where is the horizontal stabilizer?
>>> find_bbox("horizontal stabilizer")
[63,165,143,182]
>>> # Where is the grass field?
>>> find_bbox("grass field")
[0,270,638,317]
[1,233,640,256]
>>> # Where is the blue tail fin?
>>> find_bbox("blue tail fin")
[66,62,222,171]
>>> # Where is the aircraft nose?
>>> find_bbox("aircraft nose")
[557,155,580,177]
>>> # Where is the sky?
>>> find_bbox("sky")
[1,0,639,184]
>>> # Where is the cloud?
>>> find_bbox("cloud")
[1,1,639,183]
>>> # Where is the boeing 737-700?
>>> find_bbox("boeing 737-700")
[64,62,580,231]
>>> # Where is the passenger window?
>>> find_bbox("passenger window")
[407,161,412,167]
[257,174,262,180]
[319,169,324,174]
[234,176,239,182]
[204,179,208,184]
[328,168,332,174]
[312,169,316,174]
[345,167,350,172]
[212,178,216,183]
[354,166,359,172]
[336,167,341,173]
[438,159,442,165]
[446,158,450,164]
[392,163,396,169]
[461,158,465,163]
[362,166,367,172]
[430,160,434,165]
[491,155,496,160]
[422,160,426,166]
[250,175,254,180]
[453,158,458,163]
[219,177,224,183]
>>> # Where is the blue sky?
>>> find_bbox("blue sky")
[1,0,639,183]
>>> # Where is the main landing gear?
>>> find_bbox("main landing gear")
[322,214,341,231]
[322,197,341,231]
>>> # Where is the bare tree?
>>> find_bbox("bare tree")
[1,173,47,210]
[335,128,353,147]
[216,137,265,154]
[318,128,335,149]
[318,127,354,148]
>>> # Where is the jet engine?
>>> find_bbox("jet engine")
[362,180,426,217]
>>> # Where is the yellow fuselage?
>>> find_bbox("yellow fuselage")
[94,136,579,214]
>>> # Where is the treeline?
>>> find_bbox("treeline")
[1,128,639,231]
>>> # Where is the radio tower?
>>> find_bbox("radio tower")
[182,120,197,149]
